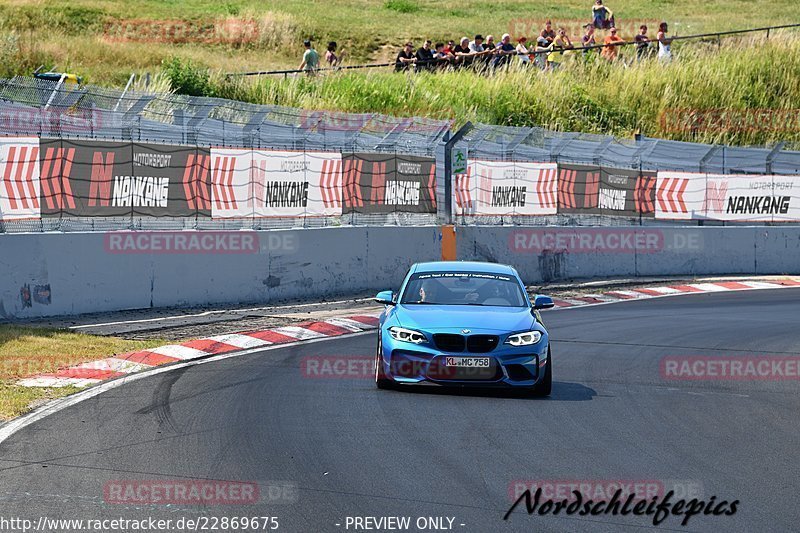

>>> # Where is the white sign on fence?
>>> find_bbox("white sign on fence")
[210,149,343,218]
[453,160,557,216]
[656,172,800,222]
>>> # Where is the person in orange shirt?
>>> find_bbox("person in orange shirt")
[602,26,625,61]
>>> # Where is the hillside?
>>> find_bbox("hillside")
[1,1,799,146]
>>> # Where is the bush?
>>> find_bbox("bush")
[162,57,212,96]
[384,0,419,14]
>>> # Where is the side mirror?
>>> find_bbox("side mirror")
[373,290,396,305]
[533,295,555,310]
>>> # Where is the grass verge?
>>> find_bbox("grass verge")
[0,325,168,421]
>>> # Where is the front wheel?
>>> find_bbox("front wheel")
[529,347,552,397]
[375,335,394,390]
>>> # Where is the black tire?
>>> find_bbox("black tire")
[529,347,552,397]
[375,336,394,390]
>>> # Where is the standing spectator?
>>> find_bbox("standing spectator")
[592,0,614,30]
[657,21,673,62]
[540,21,556,45]
[634,25,651,59]
[547,28,574,70]
[468,34,487,70]
[581,24,598,55]
[299,39,319,74]
[516,36,531,65]
[326,41,342,67]
[492,33,516,69]
[601,26,624,61]
[454,36,473,67]
[443,39,456,56]
[395,41,417,71]
[415,39,435,71]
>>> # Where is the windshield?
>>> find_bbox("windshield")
[400,271,528,307]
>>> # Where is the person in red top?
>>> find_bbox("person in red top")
[602,26,625,61]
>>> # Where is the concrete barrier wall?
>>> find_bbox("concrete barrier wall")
[0,227,442,319]
[457,226,800,284]
[2,226,799,319]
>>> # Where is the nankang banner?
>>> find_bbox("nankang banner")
[453,160,558,216]
[210,149,342,218]
[38,139,211,217]
[0,137,40,221]
[557,164,656,217]
[341,153,436,214]
[656,172,800,222]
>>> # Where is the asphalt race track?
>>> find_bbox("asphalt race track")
[1,290,799,532]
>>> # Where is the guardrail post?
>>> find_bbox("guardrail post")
[442,122,473,225]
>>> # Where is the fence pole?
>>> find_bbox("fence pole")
[442,122,473,225]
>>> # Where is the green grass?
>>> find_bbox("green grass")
[0,324,168,420]
[0,1,799,144]
[212,33,800,146]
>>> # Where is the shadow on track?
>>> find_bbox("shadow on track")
[381,381,596,402]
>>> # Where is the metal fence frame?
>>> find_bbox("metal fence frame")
[1,76,799,232]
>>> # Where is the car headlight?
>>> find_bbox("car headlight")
[389,326,427,344]
[505,331,542,346]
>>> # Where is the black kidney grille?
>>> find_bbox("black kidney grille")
[433,334,465,352]
[467,335,499,353]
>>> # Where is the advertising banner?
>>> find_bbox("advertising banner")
[38,139,211,217]
[210,149,342,218]
[656,172,800,222]
[454,160,557,216]
[558,164,656,217]
[0,137,40,220]
[340,153,436,214]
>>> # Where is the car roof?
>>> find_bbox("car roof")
[412,261,516,275]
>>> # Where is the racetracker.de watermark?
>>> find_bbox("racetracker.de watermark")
[102,18,261,45]
[103,479,297,505]
[103,231,298,254]
[509,18,661,40]
[661,356,800,380]
[659,108,800,134]
[509,228,702,254]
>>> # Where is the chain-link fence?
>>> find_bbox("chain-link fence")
[1,76,799,232]
[452,123,800,227]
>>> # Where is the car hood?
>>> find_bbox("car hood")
[395,304,535,333]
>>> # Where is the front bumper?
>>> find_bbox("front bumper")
[380,331,548,388]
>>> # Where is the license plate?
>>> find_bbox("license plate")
[445,357,491,368]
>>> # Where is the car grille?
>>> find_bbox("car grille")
[433,334,465,352]
[433,334,500,353]
[467,335,499,353]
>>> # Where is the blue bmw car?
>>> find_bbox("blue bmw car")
[373,261,554,396]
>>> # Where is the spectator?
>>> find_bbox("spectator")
[547,28,574,70]
[540,21,556,45]
[432,42,452,69]
[492,33,516,69]
[299,39,319,74]
[516,36,531,65]
[657,21,673,62]
[581,23,598,55]
[326,41,342,67]
[634,25,650,59]
[469,34,485,53]
[592,0,615,30]
[443,39,456,56]
[454,36,473,67]
[395,41,417,71]
[601,26,624,61]
[415,39,435,71]
[481,35,497,69]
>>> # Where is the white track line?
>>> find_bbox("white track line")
[0,331,374,446]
